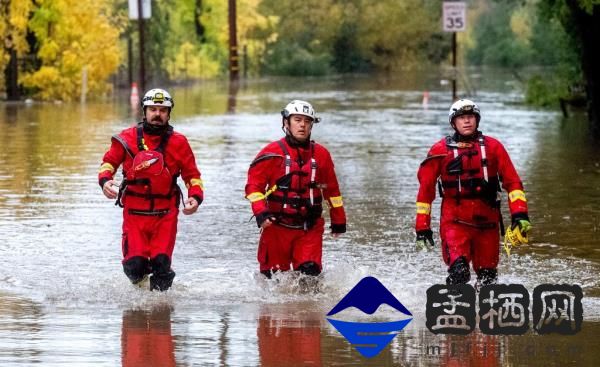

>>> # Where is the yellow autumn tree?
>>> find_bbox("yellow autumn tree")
[21,0,125,101]
[161,0,222,81]
[0,0,35,94]
[237,0,275,75]
[166,41,221,81]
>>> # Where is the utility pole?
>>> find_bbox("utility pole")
[452,32,457,101]
[443,1,466,101]
[127,34,133,88]
[137,0,146,92]
[243,44,248,78]
[228,0,239,82]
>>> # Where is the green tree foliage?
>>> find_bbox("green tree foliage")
[467,1,533,68]
[467,0,580,68]
[353,0,443,71]
[123,0,222,84]
[256,0,340,75]
[262,42,333,76]
[21,0,125,101]
[237,0,274,76]
[524,4,581,106]
[538,0,600,132]
[258,0,445,75]
[165,41,221,81]
[2,0,513,98]
[469,0,600,131]
[149,0,270,81]
[466,0,585,106]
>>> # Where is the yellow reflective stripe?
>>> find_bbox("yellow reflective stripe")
[98,162,115,174]
[329,196,343,208]
[189,178,204,190]
[246,192,265,203]
[265,184,278,198]
[416,202,431,215]
[509,190,527,203]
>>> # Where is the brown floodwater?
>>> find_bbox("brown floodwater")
[1,72,599,365]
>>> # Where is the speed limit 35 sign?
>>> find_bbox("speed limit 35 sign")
[443,1,466,32]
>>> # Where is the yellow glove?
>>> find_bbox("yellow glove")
[503,218,531,256]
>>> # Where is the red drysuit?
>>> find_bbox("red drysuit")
[416,133,528,271]
[246,137,346,273]
[99,123,203,262]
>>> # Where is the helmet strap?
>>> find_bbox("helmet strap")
[281,117,288,134]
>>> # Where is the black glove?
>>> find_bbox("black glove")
[416,229,435,251]
[511,213,531,233]
[256,211,276,228]
[331,223,346,234]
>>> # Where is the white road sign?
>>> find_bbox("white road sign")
[129,0,152,19]
[443,2,466,32]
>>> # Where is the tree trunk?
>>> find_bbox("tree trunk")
[228,0,239,82]
[195,0,205,41]
[4,48,20,100]
[567,1,600,136]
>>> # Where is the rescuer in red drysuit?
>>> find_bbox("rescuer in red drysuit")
[245,100,346,278]
[99,88,203,291]
[415,99,531,288]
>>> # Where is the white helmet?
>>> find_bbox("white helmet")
[141,88,174,109]
[449,99,480,124]
[281,100,320,123]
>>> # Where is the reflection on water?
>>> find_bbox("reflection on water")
[227,81,241,114]
[121,307,175,367]
[258,303,323,367]
[0,293,43,364]
[1,72,600,365]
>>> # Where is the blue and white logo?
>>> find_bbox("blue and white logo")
[326,276,413,358]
